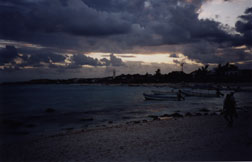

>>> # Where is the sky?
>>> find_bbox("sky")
[0,0,251,82]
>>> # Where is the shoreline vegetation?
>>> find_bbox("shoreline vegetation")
[0,107,251,161]
[1,63,252,85]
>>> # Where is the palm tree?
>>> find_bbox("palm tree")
[193,64,209,81]
[214,62,238,75]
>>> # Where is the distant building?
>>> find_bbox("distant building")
[180,63,185,72]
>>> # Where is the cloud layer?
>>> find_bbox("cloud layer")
[0,0,251,81]
[0,0,237,48]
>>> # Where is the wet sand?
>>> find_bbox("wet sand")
[0,109,251,161]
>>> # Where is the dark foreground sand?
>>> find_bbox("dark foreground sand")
[0,109,251,161]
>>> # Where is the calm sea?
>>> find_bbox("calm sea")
[0,84,251,135]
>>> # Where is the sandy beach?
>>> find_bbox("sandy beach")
[0,107,251,162]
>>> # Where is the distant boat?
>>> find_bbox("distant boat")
[151,90,177,95]
[143,93,178,101]
[181,90,219,97]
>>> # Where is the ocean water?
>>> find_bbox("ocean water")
[0,84,251,135]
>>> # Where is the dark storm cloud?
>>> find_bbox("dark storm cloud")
[0,44,126,71]
[0,45,68,70]
[0,45,18,65]
[81,0,148,14]
[0,0,37,6]
[68,53,125,68]
[150,4,232,45]
[181,41,252,65]
[0,0,251,74]
[81,0,118,11]
[22,53,66,67]
[0,0,131,42]
[235,7,252,46]
[70,54,101,67]
[59,0,69,6]
[178,7,252,65]
[110,54,125,66]
[101,54,125,66]
[0,0,229,47]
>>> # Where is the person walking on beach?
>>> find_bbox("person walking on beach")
[223,92,237,127]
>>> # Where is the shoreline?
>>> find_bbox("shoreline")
[2,82,252,87]
[1,108,251,161]
[0,105,224,139]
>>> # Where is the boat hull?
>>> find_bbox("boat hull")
[181,90,219,97]
[151,90,177,95]
[143,93,178,101]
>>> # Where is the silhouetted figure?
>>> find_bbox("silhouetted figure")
[223,92,237,127]
[177,90,185,101]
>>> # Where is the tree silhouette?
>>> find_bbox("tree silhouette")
[214,62,239,82]
[214,62,238,75]
[193,64,209,82]
[196,64,209,76]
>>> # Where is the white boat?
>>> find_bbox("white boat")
[143,93,178,101]
[151,90,177,95]
[181,90,219,97]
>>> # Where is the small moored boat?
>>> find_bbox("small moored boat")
[143,93,178,101]
[151,90,177,95]
[181,90,219,97]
